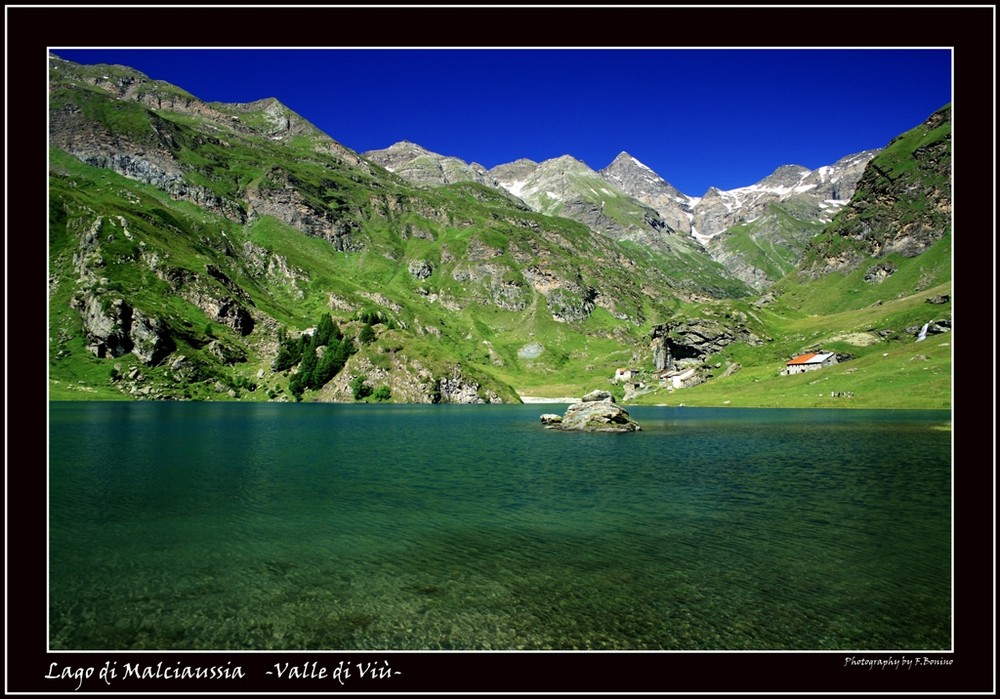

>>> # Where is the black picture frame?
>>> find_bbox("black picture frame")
[7,3,994,695]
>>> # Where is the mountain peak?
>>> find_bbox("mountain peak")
[756,164,812,189]
[609,151,651,171]
[548,154,588,167]
[361,141,500,188]
[391,139,428,151]
[598,152,693,233]
[370,141,432,157]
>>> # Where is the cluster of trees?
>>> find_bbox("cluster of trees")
[349,375,392,401]
[273,313,356,400]
[273,311,396,402]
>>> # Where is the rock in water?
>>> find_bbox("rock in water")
[540,394,641,432]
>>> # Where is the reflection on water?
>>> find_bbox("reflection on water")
[49,402,951,650]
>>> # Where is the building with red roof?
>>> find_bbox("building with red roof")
[784,351,838,375]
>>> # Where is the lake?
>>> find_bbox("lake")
[48,402,951,650]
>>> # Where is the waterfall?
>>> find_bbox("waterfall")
[915,321,930,342]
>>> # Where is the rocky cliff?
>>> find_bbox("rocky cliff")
[802,105,950,276]
[599,151,695,236]
[649,314,767,380]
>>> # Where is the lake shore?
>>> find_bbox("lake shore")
[518,395,580,404]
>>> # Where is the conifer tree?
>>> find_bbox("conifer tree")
[312,338,345,388]
[298,341,318,388]
[314,313,340,348]
[358,322,376,345]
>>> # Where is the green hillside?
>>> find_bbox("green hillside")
[48,55,729,404]
[630,235,952,409]
[709,200,829,285]
[629,105,953,410]
[47,55,952,409]
[802,104,951,273]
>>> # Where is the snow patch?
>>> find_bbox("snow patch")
[629,155,655,172]
[690,226,716,245]
[506,180,527,199]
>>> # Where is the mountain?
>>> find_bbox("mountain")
[376,138,878,292]
[485,153,731,279]
[598,151,696,236]
[48,54,749,404]
[368,145,749,298]
[689,151,877,242]
[486,153,675,244]
[801,105,951,277]
[47,54,951,409]
[362,140,501,189]
[679,152,877,290]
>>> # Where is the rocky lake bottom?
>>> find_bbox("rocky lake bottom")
[49,402,951,650]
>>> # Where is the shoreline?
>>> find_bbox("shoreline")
[518,396,579,404]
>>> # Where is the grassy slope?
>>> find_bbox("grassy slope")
[50,140,952,408]
[48,60,951,409]
[630,234,952,409]
[48,141,686,402]
[714,202,828,283]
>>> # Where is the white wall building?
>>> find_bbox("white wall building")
[785,352,838,375]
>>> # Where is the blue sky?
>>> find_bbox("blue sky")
[52,48,951,196]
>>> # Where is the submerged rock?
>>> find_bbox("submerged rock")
[541,393,641,433]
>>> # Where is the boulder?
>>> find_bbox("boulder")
[541,394,641,433]
[582,389,614,403]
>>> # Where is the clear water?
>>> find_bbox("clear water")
[49,402,951,650]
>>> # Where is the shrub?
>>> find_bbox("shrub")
[350,375,372,400]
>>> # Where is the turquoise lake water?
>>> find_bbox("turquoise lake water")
[48,402,951,650]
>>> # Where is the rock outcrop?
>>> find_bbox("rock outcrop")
[803,105,951,276]
[650,316,765,371]
[434,369,503,404]
[540,391,641,432]
[71,292,174,365]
